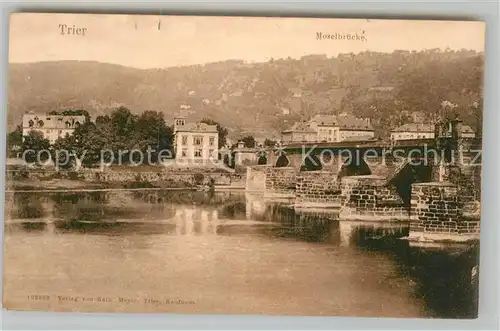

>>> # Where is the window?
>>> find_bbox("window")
[65,121,71,128]
[38,120,44,127]
[74,121,80,128]
[181,149,188,157]
[209,137,215,146]
[181,136,188,145]
[193,136,203,146]
[209,149,214,158]
[194,149,202,157]
[28,120,34,127]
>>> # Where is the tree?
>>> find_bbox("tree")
[223,152,236,169]
[53,121,105,167]
[95,115,111,126]
[110,106,137,140]
[54,108,176,167]
[200,118,228,148]
[21,131,51,164]
[131,110,174,162]
[241,135,256,148]
[264,138,277,147]
[7,125,23,157]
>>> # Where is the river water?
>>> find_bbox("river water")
[3,190,479,318]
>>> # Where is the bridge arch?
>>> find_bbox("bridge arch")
[257,154,268,165]
[388,161,433,206]
[275,154,290,167]
[338,156,372,177]
[300,154,323,171]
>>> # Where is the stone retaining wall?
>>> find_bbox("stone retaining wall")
[6,169,244,188]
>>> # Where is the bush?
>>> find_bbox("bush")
[68,171,80,180]
[193,173,205,185]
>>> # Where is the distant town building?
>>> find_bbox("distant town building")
[309,113,375,142]
[281,121,317,143]
[336,114,375,141]
[22,114,86,144]
[434,118,476,139]
[308,114,339,142]
[173,116,219,163]
[282,113,375,144]
[391,123,476,141]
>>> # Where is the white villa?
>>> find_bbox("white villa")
[173,116,219,164]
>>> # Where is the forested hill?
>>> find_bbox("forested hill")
[8,49,484,139]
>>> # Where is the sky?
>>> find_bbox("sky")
[9,13,486,69]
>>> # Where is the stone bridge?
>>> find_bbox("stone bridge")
[246,136,482,245]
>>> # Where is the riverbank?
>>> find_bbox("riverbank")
[6,179,246,192]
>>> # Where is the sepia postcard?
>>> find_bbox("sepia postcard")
[3,13,485,318]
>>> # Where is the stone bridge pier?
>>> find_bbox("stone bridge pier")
[246,136,482,244]
[408,182,480,246]
[245,192,268,220]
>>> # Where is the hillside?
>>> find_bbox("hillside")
[7,49,484,138]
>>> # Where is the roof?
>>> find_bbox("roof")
[392,123,434,133]
[461,125,475,133]
[175,122,218,133]
[285,114,374,134]
[282,121,316,133]
[309,114,338,126]
[337,114,374,131]
[392,123,476,134]
[22,114,86,129]
[342,135,376,142]
[309,114,373,131]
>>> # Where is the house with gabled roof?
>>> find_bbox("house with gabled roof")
[281,113,375,143]
[281,121,317,143]
[391,122,476,141]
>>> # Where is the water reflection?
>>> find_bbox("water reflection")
[3,189,479,318]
